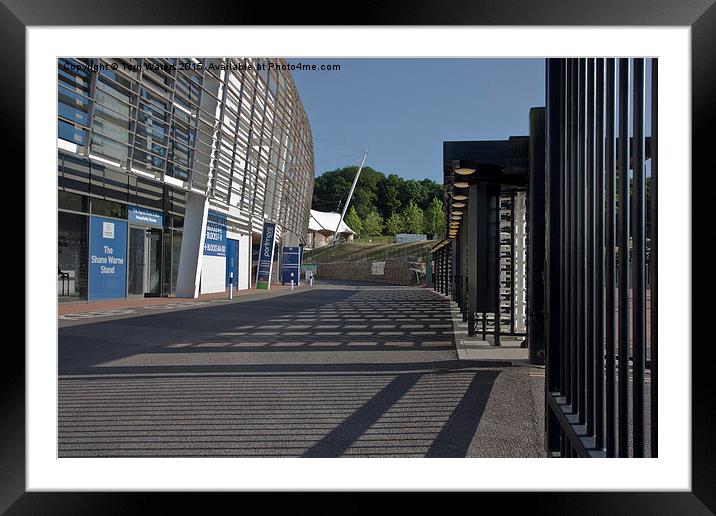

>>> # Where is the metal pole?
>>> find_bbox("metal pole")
[332,151,368,244]
[605,58,617,457]
[632,58,646,457]
[586,57,596,437]
[595,57,606,451]
[617,58,631,457]
[650,58,658,458]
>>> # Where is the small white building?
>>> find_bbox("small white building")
[307,210,355,249]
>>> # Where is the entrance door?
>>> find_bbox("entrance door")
[128,226,162,296]
[128,227,146,296]
[145,228,162,296]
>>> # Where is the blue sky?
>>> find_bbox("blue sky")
[287,58,545,182]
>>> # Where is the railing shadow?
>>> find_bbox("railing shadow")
[59,283,511,458]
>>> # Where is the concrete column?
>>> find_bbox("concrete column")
[175,191,209,298]
[284,230,300,247]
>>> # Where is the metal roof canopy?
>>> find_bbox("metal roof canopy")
[443,137,530,190]
[443,135,652,191]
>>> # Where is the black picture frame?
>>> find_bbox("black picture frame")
[5,0,712,512]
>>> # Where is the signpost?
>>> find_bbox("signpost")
[281,246,301,286]
[371,261,385,276]
[302,263,317,285]
[256,222,277,289]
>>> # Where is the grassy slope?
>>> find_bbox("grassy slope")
[304,240,438,264]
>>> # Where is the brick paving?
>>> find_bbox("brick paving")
[58,283,292,315]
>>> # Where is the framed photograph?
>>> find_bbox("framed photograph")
[6,0,711,511]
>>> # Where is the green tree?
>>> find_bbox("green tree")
[377,174,403,219]
[384,212,405,236]
[402,201,425,234]
[344,205,362,237]
[311,165,445,221]
[362,211,384,237]
[423,197,445,238]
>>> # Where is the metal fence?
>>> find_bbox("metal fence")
[544,58,657,457]
[432,240,452,298]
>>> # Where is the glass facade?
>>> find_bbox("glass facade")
[58,211,88,301]
[58,57,314,301]
[58,166,188,300]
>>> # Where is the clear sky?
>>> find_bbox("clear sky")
[287,58,545,182]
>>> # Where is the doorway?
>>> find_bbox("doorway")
[128,226,162,297]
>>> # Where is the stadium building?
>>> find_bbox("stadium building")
[57,57,314,302]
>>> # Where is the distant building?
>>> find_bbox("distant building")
[395,233,427,244]
[307,210,355,248]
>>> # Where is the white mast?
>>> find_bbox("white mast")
[332,150,368,244]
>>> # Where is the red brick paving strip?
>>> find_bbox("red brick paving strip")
[58,284,293,315]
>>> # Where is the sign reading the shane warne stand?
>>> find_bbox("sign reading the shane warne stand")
[256,222,277,289]
[88,215,127,300]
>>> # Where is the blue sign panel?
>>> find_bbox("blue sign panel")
[226,238,239,288]
[256,223,276,289]
[88,216,127,301]
[281,246,302,285]
[128,206,163,227]
[204,210,227,257]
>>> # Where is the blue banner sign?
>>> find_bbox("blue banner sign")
[88,215,127,301]
[204,210,227,257]
[226,239,239,288]
[128,206,163,227]
[281,246,302,285]
[256,222,276,289]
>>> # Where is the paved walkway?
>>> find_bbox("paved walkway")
[58,281,545,458]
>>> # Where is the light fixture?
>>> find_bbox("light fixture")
[452,194,467,201]
[453,181,469,188]
[455,167,476,176]
[451,215,462,220]
[452,202,466,208]
[452,210,463,216]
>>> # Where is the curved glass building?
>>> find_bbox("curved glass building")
[57,57,315,301]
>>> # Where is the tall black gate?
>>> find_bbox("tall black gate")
[544,58,657,457]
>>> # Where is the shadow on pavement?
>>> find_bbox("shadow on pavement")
[58,283,540,458]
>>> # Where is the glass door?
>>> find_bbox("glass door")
[128,227,146,296]
[145,228,162,296]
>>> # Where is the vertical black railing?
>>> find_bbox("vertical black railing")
[544,57,657,458]
[605,58,618,457]
[650,59,658,458]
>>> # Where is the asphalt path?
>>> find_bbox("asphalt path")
[58,281,545,458]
